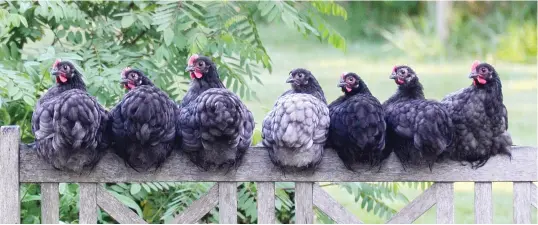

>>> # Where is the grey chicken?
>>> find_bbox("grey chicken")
[262,68,330,170]
[31,59,109,172]
[441,61,512,168]
[110,68,178,171]
[179,54,255,170]
[327,72,386,170]
[383,66,453,170]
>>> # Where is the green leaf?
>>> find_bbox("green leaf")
[110,191,143,216]
[121,15,135,28]
[130,183,141,195]
[18,15,28,27]
[163,28,174,46]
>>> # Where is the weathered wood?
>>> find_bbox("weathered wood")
[474,182,492,224]
[436,182,454,224]
[19,146,537,182]
[79,183,98,224]
[0,126,20,224]
[218,182,237,224]
[41,183,59,224]
[256,182,275,224]
[96,185,147,224]
[312,184,362,224]
[170,185,218,224]
[295,182,314,224]
[531,184,538,209]
[513,182,531,224]
[387,184,437,224]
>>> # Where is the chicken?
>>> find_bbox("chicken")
[441,61,512,168]
[31,59,109,172]
[179,54,254,170]
[110,67,178,171]
[383,66,453,170]
[261,68,330,170]
[327,72,386,170]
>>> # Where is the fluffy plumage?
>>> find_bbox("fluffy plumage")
[327,72,386,170]
[110,68,178,171]
[262,68,330,170]
[441,61,512,168]
[383,66,453,170]
[31,59,109,172]
[179,55,254,170]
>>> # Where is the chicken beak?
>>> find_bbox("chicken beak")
[389,72,397,79]
[337,78,346,87]
[185,65,194,72]
[120,78,129,85]
[51,69,59,76]
[468,72,478,79]
[286,76,295,83]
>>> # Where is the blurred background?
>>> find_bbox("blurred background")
[0,1,536,223]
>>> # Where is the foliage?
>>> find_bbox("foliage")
[378,1,537,63]
[0,0,346,142]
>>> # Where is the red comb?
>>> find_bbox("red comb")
[392,66,398,72]
[53,59,61,68]
[471,60,480,71]
[341,72,347,78]
[121,67,131,77]
[188,54,199,65]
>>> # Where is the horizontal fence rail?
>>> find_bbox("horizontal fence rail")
[19,145,537,183]
[1,125,537,224]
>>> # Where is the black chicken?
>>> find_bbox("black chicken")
[383,66,453,170]
[179,54,254,170]
[327,72,386,170]
[110,67,178,171]
[261,68,330,170]
[31,59,109,172]
[441,61,512,168]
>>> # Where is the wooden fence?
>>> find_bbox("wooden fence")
[0,125,536,224]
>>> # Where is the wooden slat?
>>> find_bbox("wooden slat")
[531,184,538,209]
[436,182,454,224]
[387,184,437,224]
[218,182,237,224]
[295,182,314,224]
[170,185,218,224]
[79,183,97,224]
[41,183,59,223]
[256,182,275,224]
[19,146,537,182]
[474,182,492,224]
[513,182,531,224]
[0,126,20,224]
[96,185,147,224]
[313,184,362,224]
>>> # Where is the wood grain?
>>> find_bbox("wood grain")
[474,182,492,224]
[0,126,20,224]
[387,184,437,224]
[41,183,59,224]
[531,183,537,209]
[513,182,531,224]
[295,182,314,224]
[218,182,237,224]
[436,182,454,224]
[256,182,275,224]
[79,183,97,224]
[96,185,147,224]
[18,146,538,183]
[170,185,218,224]
[312,184,362,224]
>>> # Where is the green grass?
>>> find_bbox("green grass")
[245,24,538,223]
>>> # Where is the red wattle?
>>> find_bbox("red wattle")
[396,79,405,84]
[127,83,136,89]
[345,87,352,92]
[477,76,487,84]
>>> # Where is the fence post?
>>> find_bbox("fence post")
[0,126,20,223]
[513,182,531,224]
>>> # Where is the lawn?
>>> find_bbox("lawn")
[245,25,538,223]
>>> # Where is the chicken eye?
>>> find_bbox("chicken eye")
[297,73,304,78]
[63,65,69,70]
[480,67,488,73]
[129,73,137,79]
[347,77,355,83]
[198,61,205,67]
[399,69,406,75]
